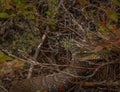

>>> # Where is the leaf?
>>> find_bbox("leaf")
[110,12,118,22]
[100,25,106,32]
[45,11,51,16]
[107,9,118,22]
[90,9,96,14]
[43,4,48,7]
[112,0,120,7]
[0,13,10,18]
[93,46,104,52]
[14,0,21,4]
[36,90,40,92]
[51,0,56,4]
[0,55,13,62]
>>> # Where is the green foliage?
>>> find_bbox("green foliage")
[112,0,120,7]
[50,0,56,4]
[14,0,21,4]
[8,28,40,57]
[45,10,51,16]
[44,0,58,30]
[0,12,10,18]
[99,25,106,32]
[90,9,96,14]
[109,13,118,22]
[0,0,39,57]
[36,90,40,92]
[76,0,120,49]
[62,39,74,50]
[0,54,13,62]
[107,9,118,22]
[43,3,48,7]
[0,0,36,20]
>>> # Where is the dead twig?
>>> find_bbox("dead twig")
[0,85,8,92]
[33,26,49,61]
[61,61,119,79]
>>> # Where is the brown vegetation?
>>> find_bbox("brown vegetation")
[0,0,120,92]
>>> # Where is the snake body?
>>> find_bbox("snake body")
[9,53,101,92]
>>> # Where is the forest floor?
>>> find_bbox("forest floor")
[0,0,120,92]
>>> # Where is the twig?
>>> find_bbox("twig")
[0,85,8,92]
[33,26,49,61]
[1,49,28,63]
[28,26,49,79]
[27,64,34,79]
[61,61,119,79]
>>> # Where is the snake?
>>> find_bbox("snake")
[9,52,102,92]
